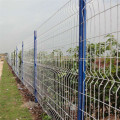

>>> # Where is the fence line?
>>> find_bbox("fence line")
[7,0,120,120]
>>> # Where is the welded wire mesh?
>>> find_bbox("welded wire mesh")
[23,36,34,94]
[10,50,16,72]
[17,44,22,80]
[7,46,22,80]
[36,0,79,119]
[80,0,120,119]
[7,0,120,120]
[8,51,15,70]
[7,52,12,67]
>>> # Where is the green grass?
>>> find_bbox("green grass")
[0,61,32,120]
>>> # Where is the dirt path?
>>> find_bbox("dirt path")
[0,59,4,79]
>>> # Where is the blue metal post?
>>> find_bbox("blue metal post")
[16,46,18,76]
[34,30,38,103]
[22,41,24,83]
[78,0,86,120]
[14,50,15,71]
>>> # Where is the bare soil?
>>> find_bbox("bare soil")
[8,64,45,120]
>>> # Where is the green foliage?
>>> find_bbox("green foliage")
[86,34,120,118]
[41,113,52,120]
[37,34,120,119]
[18,50,22,67]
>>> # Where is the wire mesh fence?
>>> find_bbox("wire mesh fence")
[36,0,79,119]
[82,0,120,119]
[7,0,120,119]
[23,36,35,94]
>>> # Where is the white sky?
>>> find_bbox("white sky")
[0,0,119,53]
[0,0,68,53]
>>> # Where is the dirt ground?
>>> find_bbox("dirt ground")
[0,59,4,79]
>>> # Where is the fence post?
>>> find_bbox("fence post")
[14,50,15,71]
[22,41,24,83]
[78,0,86,120]
[16,46,18,76]
[34,30,38,103]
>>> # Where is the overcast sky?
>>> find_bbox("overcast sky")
[0,0,68,53]
[0,0,119,53]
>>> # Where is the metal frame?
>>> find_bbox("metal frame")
[34,30,38,103]
[22,41,24,82]
[16,46,18,76]
[78,0,86,119]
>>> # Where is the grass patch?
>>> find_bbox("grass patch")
[41,113,52,120]
[0,61,32,120]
